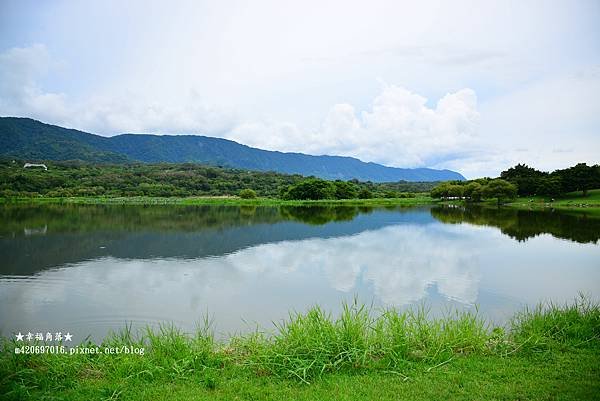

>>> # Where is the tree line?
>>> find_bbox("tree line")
[0,159,436,199]
[500,163,600,197]
[430,162,600,204]
[430,178,517,205]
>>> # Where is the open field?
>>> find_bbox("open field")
[2,299,599,401]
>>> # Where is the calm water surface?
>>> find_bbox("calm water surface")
[1,204,599,342]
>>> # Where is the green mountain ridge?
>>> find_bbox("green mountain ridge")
[0,117,465,182]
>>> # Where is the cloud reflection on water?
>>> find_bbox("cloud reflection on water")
[3,218,599,341]
[223,224,481,305]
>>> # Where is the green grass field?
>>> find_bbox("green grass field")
[2,299,599,400]
[508,189,600,211]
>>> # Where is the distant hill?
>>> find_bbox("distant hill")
[0,117,465,182]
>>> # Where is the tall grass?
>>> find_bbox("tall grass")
[509,294,600,353]
[1,297,599,397]
[238,302,491,382]
[0,324,223,399]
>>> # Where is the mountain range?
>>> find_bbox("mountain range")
[0,117,465,182]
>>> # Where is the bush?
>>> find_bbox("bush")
[463,182,483,202]
[239,189,257,199]
[282,179,336,200]
[333,181,359,199]
[482,179,517,205]
[358,188,373,199]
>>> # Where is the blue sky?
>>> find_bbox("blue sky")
[1,0,599,177]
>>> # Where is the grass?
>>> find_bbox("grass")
[0,195,434,207]
[507,189,600,212]
[5,189,597,211]
[439,189,600,216]
[1,298,599,400]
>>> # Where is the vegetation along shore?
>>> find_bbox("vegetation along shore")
[1,160,598,210]
[0,159,435,200]
[1,299,598,400]
[429,162,600,212]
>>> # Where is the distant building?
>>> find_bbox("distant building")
[23,163,48,171]
[24,225,48,236]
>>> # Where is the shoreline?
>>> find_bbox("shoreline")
[3,196,599,220]
[1,300,598,400]
[505,200,600,213]
[0,195,435,207]
[2,193,599,211]
[438,192,600,214]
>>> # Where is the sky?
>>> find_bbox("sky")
[0,0,599,178]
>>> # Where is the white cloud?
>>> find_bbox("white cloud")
[1,45,481,171]
[0,44,69,122]
[1,40,598,178]
[228,85,480,168]
[0,45,237,136]
[468,67,600,177]
[228,120,307,152]
[76,93,238,135]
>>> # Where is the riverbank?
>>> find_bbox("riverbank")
[3,189,599,211]
[0,195,434,207]
[505,189,600,212]
[437,189,600,215]
[1,299,598,400]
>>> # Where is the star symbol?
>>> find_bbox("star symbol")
[15,332,24,341]
[64,332,73,342]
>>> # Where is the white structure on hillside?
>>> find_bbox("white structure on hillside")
[24,225,48,236]
[23,163,48,170]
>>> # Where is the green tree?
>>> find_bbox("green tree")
[333,181,359,199]
[536,176,563,198]
[447,184,464,198]
[463,182,483,202]
[430,182,452,199]
[500,163,547,196]
[239,188,257,199]
[282,179,336,200]
[358,188,373,199]
[555,163,598,196]
[482,179,518,206]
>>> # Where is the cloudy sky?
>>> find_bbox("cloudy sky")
[1,0,599,177]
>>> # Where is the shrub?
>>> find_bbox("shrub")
[239,189,257,199]
[482,179,517,205]
[333,181,359,199]
[358,188,373,199]
[282,179,336,200]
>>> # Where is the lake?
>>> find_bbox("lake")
[1,203,599,342]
